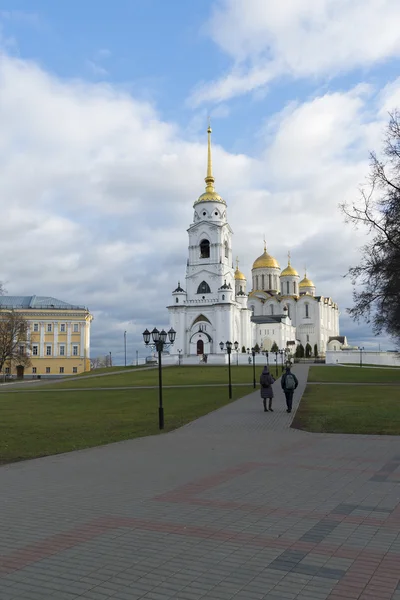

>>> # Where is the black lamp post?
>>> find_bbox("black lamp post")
[124,330,127,367]
[234,340,239,365]
[274,351,279,377]
[220,341,233,399]
[359,346,364,368]
[251,347,256,388]
[262,350,269,366]
[279,349,285,372]
[142,326,176,430]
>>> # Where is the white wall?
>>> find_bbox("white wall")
[326,350,400,367]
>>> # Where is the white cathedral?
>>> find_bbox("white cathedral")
[168,126,340,358]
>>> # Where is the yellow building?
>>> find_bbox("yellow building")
[0,295,93,377]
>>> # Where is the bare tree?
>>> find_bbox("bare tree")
[0,311,32,375]
[341,110,400,346]
[90,356,109,369]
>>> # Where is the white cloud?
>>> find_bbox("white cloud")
[190,0,400,105]
[0,51,396,360]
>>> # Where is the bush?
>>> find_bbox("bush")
[241,345,246,353]
[271,341,279,353]
[254,343,260,353]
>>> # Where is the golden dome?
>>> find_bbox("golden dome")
[252,243,279,270]
[299,275,315,288]
[280,252,298,277]
[194,124,226,206]
[234,267,246,281]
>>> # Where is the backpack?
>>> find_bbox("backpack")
[285,373,296,390]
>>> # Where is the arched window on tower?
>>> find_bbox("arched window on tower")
[224,241,229,258]
[176,297,179,303]
[255,275,259,290]
[305,303,309,318]
[200,239,210,259]
[286,281,289,295]
[268,274,272,289]
[197,281,211,294]
[262,274,265,289]
[293,281,296,295]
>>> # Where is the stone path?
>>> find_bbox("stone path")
[0,365,399,600]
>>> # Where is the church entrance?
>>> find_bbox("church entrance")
[16,365,24,380]
[196,340,204,355]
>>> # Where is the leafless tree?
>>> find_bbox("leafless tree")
[341,110,400,345]
[0,311,32,374]
[90,356,109,369]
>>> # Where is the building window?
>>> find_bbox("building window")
[287,305,291,318]
[200,239,210,259]
[73,367,78,373]
[46,346,52,356]
[255,275,259,289]
[46,367,50,374]
[59,346,65,356]
[305,303,309,318]
[5,367,10,374]
[59,367,64,374]
[32,367,37,374]
[306,334,309,342]
[176,297,179,303]
[73,324,79,333]
[32,345,38,356]
[47,323,52,332]
[224,241,229,258]
[268,274,272,289]
[33,323,39,332]
[60,324,66,332]
[286,281,289,294]
[270,305,274,315]
[72,345,78,356]
[262,274,265,290]
[197,281,211,294]
[293,282,296,294]
[19,345,25,355]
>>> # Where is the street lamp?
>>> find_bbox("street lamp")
[234,340,239,365]
[142,326,176,430]
[220,341,233,399]
[251,347,256,388]
[124,331,127,367]
[109,351,112,367]
[358,346,364,368]
[262,350,269,366]
[279,349,285,372]
[274,350,279,377]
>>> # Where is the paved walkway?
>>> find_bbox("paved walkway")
[0,366,399,600]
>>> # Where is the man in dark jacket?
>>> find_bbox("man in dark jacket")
[260,366,275,412]
[281,366,298,413]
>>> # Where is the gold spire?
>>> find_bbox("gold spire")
[281,250,298,277]
[205,119,215,193]
[263,237,267,252]
[288,250,291,265]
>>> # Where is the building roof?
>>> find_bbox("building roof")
[328,336,346,344]
[251,315,286,324]
[0,295,87,310]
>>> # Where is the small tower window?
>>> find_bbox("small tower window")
[255,275,259,289]
[262,274,265,290]
[200,239,210,258]
[224,241,229,258]
[293,281,296,294]
[268,274,272,289]
[286,281,289,294]
[197,281,211,294]
[305,303,309,318]
[176,297,179,303]
[222,294,225,300]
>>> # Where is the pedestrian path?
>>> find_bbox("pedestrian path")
[0,365,399,600]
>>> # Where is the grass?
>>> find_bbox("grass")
[77,365,151,376]
[293,384,400,435]
[0,385,252,464]
[308,366,400,383]
[38,365,274,389]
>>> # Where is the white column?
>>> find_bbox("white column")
[40,322,45,357]
[53,322,58,357]
[85,321,90,359]
[67,323,71,356]
[80,322,85,358]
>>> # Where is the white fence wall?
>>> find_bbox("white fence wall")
[326,350,400,367]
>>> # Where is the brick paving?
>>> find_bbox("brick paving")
[0,365,399,599]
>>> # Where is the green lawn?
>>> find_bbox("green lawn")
[0,385,252,464]
[308,366,400,383]
[78,365,150,376]
[293,384,400,435]
[40,365,273,389]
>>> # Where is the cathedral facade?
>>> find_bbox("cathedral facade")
[168,127,340,357]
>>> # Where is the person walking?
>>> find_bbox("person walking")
[260,366,275,412]
[281,366,298,413]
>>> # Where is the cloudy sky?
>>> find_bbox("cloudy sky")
[1,0,399,363]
